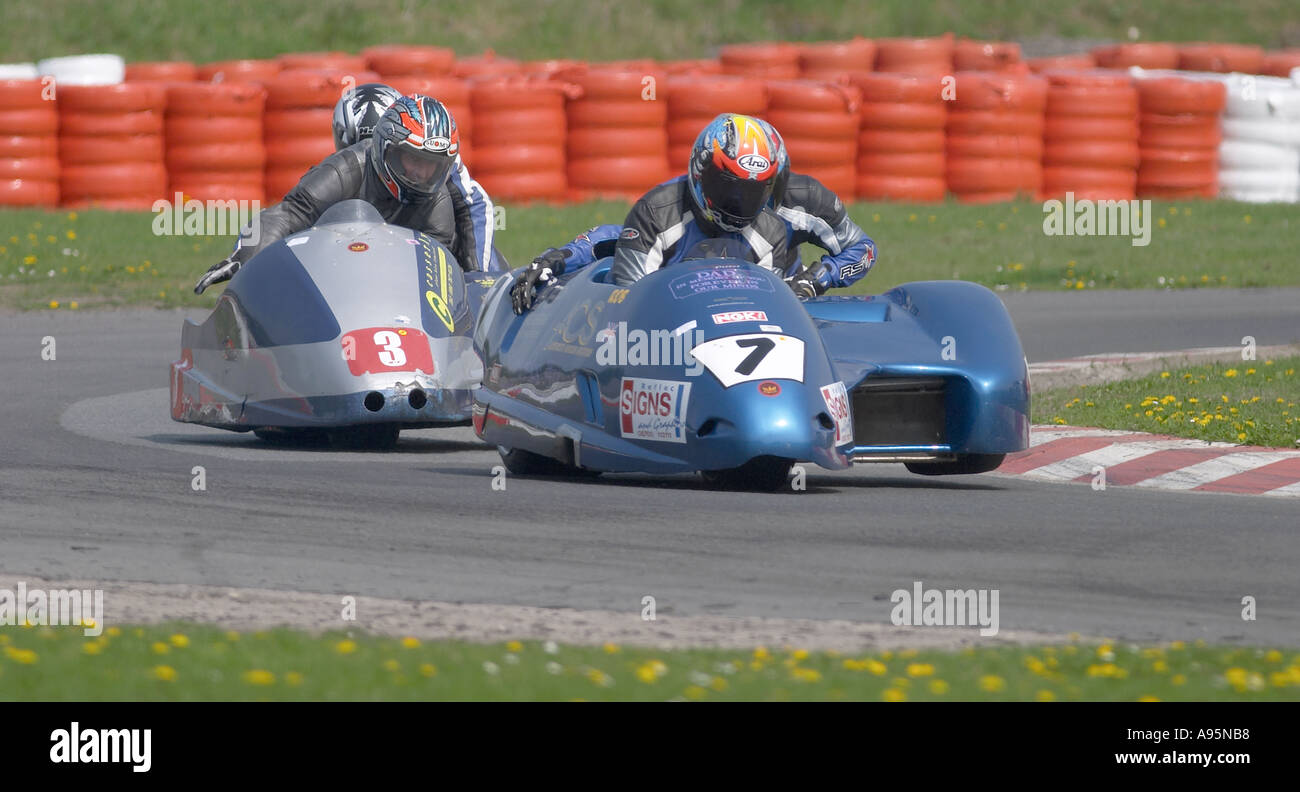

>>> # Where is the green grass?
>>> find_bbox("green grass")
[1033,356,1300,448]
[3,623,1298,701]
[4,0,1296,63]
[1,199,1296,310]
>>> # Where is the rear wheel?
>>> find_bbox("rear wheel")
[253,427,328,446]
[497,446,600,478]
[905,453,1005,476]
[326,424,401,450]
[700,456,793,492]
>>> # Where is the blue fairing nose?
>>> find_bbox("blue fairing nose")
[690,381,847,470]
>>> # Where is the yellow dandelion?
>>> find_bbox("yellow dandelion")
[152,665,176,682]
[906,663,935,677]
[107,627,121,637]
[286,671,304,686]
[48,300,59,309]
[979,675,1005,692]
[791,667,821,683]
[242,669,275,686]
[791,648,809,661]
[882,688,906,702]
[169,634,189,648]
[929,679,949,695]
[684,685,707,700]
[334,639,357,655]
[401,636,421,649]
[1265,650,1283,663]
[710,676,728,692]
[419,663,437,678]
[1137,695,1160,702]
[1035,690,1056,702]
[602,642,619,654]
[382,659,400,672]
[636,665,658,684]
[150,642,170,655]
[81,642,103,656]
[753,647,770,661]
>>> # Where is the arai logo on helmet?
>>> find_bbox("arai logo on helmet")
[737,153,771,174]
[423,137,452,152]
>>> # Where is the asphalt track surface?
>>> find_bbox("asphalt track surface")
[2,286,1299,645]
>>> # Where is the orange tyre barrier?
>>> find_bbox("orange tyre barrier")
[1091,43,1179,69]
[453,52,522,79]
[1027,53,1095,73]
[945,72,1047,202]
[720,43,801,79]
[1135,76,1224,198]
[125,61,198,83]
[1260,50,1300,77]
[470,78,568,200]
[665,75,766,173]
[1040,71,1139,200]
[564,69,668,196]
[874,34,954,75]
[196,59,281,84]
[0,79,57,205]
[953,39,1022,71]
[0,178,59,206]
[57,84,167,208]
[850,73,946,201]
[797,38,876,80]
[766,80,859,195]
[165,82,266,203]
[362,45,455,77]
[275,52,367,74]
[662,59,723,76]
[1176,43,1263,74]
[262,71,369,201]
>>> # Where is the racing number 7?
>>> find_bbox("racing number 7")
[734,337,774,375]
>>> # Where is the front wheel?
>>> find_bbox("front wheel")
[905,453,1005,476]
[700,456,793,492]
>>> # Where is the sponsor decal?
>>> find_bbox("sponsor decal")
[759,324,782,332]
[341,327,435,376]
[417,236,456,333]
[608,288,630,304]
[620,377,691,444]
[712,310,768,325]
[737,153,771,173]
[820,381,853,446]
[691,333,805,388]
[423,136,451,152]
[620,227,640,240]
[669,266,775,300]
[348,242,369,252]
[758,381,781,397]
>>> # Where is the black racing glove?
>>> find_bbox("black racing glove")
[194,257,241,294]
[785,268,822,301]
[510,248,567,314]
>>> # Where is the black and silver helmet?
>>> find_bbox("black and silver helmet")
[331,82,404,150]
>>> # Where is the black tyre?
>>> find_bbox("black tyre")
[326,424,401,450]
[497,446,599,478]
[905,453,1005,476]
[700,456,793,492]
[253,427,328,446]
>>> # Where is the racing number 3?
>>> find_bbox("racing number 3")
[373,330,407,368]
[733,337,774,375]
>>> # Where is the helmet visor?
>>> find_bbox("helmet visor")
[699,166,774,230]
[384,143,454,196]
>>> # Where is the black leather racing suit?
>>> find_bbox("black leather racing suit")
[228,139,472,269]
[610,177,789,286]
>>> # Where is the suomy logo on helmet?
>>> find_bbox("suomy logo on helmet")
[737,154,771,174]
[423,137,452,152]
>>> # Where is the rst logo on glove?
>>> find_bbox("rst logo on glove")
[620,378,691,444]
